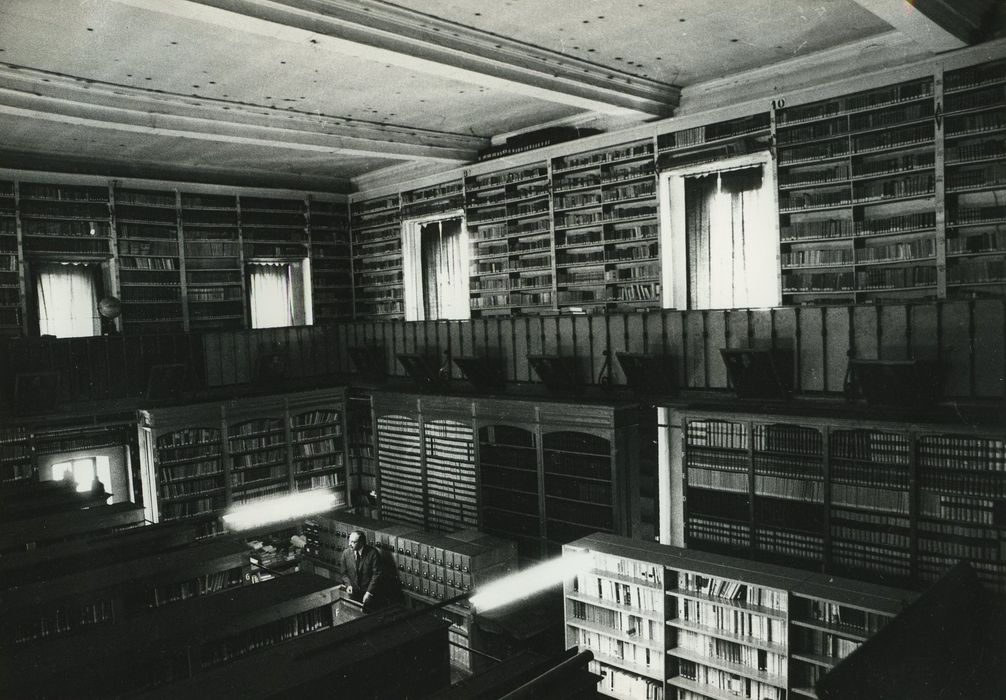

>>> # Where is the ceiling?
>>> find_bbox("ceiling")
[0,0,998,193]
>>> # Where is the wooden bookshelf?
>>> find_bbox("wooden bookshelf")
[138,388,349,531]
[308,199,352,322]
[351,194,403,319]
[552,139,659,312]
[367,392,640,561]
[0,424,34,484]
[0,179,22,335]
[465,161,552,316]
[347,391,378,517]
[776,77,938,304]
[6,571,339,698]
[943,58,1006,299]
[17,181,113,259]
[0,533,250,647]
[239,195,307,260]
[179,191,244,331]
[401,180,464,219]
[674,407,1006,593]
[113,185,185,333]
[0,501,145,555]
[564,533,915,700]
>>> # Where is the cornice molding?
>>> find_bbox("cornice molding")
[146,0,680,116]
[0,63,483,162]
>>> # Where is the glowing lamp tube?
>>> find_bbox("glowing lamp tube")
[222,491,337,531]
[469,551,591,613]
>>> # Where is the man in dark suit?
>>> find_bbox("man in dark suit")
[340,530,386,611]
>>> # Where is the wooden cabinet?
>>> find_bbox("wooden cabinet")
[137,388,349,532]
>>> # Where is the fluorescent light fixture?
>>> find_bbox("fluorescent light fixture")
[222,491,337,531]
[468,550,590,613]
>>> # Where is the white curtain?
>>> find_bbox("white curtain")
[37,262,99,338]
[421,218,467,320]
[249,263,293,328]
[685,166,776,309]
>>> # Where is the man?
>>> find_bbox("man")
[340,530,385,611]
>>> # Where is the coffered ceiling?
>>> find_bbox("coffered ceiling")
[0,0,999,192]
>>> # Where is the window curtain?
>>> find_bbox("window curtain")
[685,166,776,309]
[248,262,293,328]
[36,262,99,338]
[420,218,467,320]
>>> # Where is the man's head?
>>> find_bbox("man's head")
[348,530,366,553]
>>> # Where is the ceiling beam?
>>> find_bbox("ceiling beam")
[854,0,998,51]
[116,0,678,117]
[0,64,484,163]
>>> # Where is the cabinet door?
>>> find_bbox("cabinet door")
[542,430,615,556]
[375,414,424,527]
[423,418,476,532]
[478,424,542,561]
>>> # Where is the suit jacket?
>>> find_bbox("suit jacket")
[340,544,384,597]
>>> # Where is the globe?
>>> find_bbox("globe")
[98,296,122,319]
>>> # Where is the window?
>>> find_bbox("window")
[52,455,111,495]
[401,212,469,321]
[35,262,101,337]
[247,261,309,328]
[660,152,779,309]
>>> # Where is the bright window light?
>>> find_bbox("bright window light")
[469,550,591,613]
[52,456,110,493]
[222,490,338,531]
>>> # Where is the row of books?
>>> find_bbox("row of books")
[675,661,785,700]
[569,602,663,643]
[676,598,787,644]
[674,629,787,677]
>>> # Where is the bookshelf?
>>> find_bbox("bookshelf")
[424,417,478,532]
[401,180,465,219]
[17,181,113,259]
[137,388,349,531]
[564,533,915,700]
[239,195,307,260]
[0,178,22,334]
[308,199,352,322]
[179,191,244,330]
[675,407,1006,592]
[552,139,659,311]
[943,59,1006,299]
[6,571,339,698]
[351,194,403,319]
[0,424,35,484]
[347,391,378,517]
[0,533,250,647]
[465,161,553,316]
[113,185,185,333]
[776,76,938,304]
[374,411,425,527]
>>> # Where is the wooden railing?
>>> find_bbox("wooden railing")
[3,299,1003,406]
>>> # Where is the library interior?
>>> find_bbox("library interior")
[2,1,1006,698]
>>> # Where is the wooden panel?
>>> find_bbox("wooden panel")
[542,316,559,356]
[449,321,465,378]
[972,300,1005,398]
[203,332,223,387]
[684,311,706,389]
[512,316,530,382]
[798,307,825,392]
[527,316,544,382]
[705,311,727,388]
[392,321,407,376]
[941,301,972,398]
[824,307,850,393]
[606,314,627,386]
[486,317,503,367]
[498,318,516,382]
[644,311,665,355]
[909,304,939,363]
[878,305,909,359]
[851,306,878,360]
[725,309,749,350]
[460,317,476,364]
[573,315,593,381]
[470,318,488,356]
[750,309,773,350]
[626,313,646,354]
[768,309,792,390]
[664,310,686,386]
[436,322,455,380]
[333,323,349,373]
